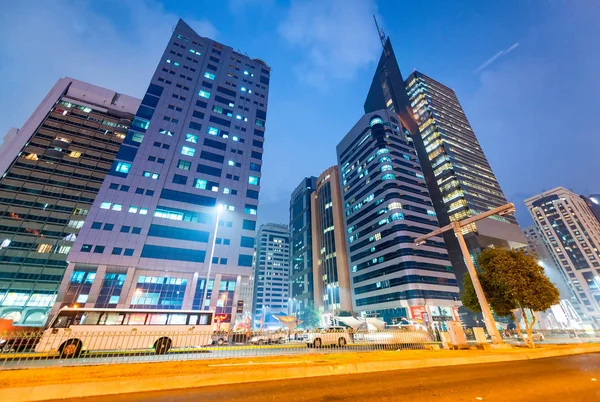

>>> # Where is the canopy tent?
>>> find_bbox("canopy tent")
[273,315,302,332]
[334,316,386,331]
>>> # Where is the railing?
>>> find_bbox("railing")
[0,329,440,370]
[2,328,599,370]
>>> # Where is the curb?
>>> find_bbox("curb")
[7,346,600,401]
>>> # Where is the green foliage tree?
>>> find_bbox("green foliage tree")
[460,247,560,348]
[300,305,322,329]
[337,310,354,317]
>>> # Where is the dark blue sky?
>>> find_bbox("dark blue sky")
[1,1,598,226]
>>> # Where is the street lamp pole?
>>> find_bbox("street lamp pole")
[202,204,223,310]
[414,203,516,345]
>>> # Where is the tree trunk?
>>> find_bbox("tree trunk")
[520,307,535,348]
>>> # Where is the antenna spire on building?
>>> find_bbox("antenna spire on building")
[373,15,390,57]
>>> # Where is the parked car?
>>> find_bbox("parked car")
[0,333,42,352]
[306,326,350,348]
[249,332,286,345]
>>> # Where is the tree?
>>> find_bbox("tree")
[460,247,560,348]
[337,310,354,317]
[300,305,321,329]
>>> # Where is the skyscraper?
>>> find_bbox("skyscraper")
[525,187,600,325]
[310,167,351,320]
[251,223,290,327]
[0,77,140,325]
[581,194,600,224]
[51,20,270,326]
[289,176,317,318]
[364,38,526,319]
[337,110,461,323]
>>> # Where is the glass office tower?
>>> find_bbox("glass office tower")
[526,187,600,326]
[364,38,525,324]
[289,176,317,318]
[252,223,290,328]
[336,110,461,324]
[51,20,270,326]
[0,78,139,325]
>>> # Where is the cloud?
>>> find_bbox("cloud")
[278,0,381,88]
[0,1,216,141]
[474,42,519,73]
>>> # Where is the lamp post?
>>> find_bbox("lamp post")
[414,203,517,345]
[202,204,223,310]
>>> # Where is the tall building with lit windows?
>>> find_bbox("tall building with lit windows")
[336,110,461,323]
[310,167,351,319]
[252,223,290,328]
[525,187,600,326]
[51,20,270,325]
[0,77,140,325]
[363,37,525,324]
[289,176,317,318]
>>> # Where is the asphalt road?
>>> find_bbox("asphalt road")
[56,353,600,402]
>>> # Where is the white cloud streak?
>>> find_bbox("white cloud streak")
[474,42,519,73]
[278,0,381,88]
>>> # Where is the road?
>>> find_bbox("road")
[55,353,600,402]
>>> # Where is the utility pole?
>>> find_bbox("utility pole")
[414,203,517,345]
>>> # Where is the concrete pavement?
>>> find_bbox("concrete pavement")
[4,344,600,401]
[57,353,600,401]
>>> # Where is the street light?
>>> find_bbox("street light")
[414,202,516,345]
[202,204,224,310]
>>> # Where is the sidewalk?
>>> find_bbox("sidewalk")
[3,343,600,402]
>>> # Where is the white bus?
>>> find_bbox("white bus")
[35,307,214,357]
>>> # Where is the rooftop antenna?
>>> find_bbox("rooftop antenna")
[373,15,390,57]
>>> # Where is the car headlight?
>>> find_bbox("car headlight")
[251,337,259,341]
[0,339,6,345]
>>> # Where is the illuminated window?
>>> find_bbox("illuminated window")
[204,72,215,80]
[194,179,207,190]
[248,176,260,185]
[380,165,393,172]
[181,146,195,156]
[115,162,132,173]
[199,90,211,99]
[185,133,198,143]
[381,173,395,181]
[379,156,392,163]
[390,212,405,221]
[139,208,148,215]
[100,202,111,209]
[37,244,52,254]
[388,202,402,211]
[112,204,123,211]
[376,148,389,156]
[68,151,82,158]
[207,126,220,136]
[159,129,173,136]
[128,206,138,213]
[369,117,384,127]
[178,160,191,170]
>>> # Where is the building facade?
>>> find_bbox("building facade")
[251,223,290,327]
[525,187,600,326]
[336,110,461,324]
[523,224,584,327]
[363,38,525,324]
[581,194,600,224]
[0,78,140,324]
[51,20,271,326]
[310,167,351,318]
[404,71,527,286]
[289,176,317,317]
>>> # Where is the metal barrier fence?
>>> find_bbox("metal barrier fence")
[2,328,599,370]
[0,329,440,370]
